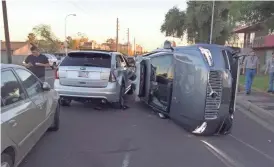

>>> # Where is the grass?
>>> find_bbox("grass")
[239,75,269,91]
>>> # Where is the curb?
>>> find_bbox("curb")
[239,84,274,97]
[236,97,274,125]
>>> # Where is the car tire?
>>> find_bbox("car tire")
[48,103,60,131]
[59,99,71,107]
[113,84,125,109]
[1,153,14,167]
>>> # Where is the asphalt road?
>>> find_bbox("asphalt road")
[19,70,274,167]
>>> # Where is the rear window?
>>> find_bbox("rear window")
[60,52,111,68]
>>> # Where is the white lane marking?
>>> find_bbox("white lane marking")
[229,134,274,163]
[121,153,130,167]
[201,140,244,167]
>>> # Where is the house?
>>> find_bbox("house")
[1,41,31,64]
[233,22,274,69]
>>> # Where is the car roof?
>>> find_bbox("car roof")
[73,49,120,54]
[1,63,24,70]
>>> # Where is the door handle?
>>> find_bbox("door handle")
[8,120,17,127]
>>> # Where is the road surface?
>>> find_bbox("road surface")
[19,70,274,167]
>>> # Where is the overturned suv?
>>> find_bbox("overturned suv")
[132,43,240,136]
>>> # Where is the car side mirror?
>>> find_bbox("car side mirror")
[42,82,51,91]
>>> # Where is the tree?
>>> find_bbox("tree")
[161,2,235,45]
[32,24,60,53]
[66,36,73,49]
[231,1,274,28]
[160,6,186,38]
[105,38,116,50]
[27,33,37,46]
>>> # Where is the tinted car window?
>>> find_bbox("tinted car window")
[15,69,43,97]
[60,52,111,68]
[1,70,26,106]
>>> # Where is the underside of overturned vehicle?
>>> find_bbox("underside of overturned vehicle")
[133,44,240,136]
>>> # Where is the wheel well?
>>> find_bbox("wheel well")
[2,146,15,164]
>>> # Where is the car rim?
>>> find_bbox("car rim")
[1,162,10,167]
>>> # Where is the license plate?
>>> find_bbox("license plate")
[78,71,89,78]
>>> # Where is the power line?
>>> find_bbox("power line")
[68,1,90,16]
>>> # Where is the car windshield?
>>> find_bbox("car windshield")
[60,52,111,68]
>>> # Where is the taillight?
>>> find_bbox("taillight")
[109,71,116,82]
[55,69,59,79]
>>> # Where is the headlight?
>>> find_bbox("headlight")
[199,47,214,67]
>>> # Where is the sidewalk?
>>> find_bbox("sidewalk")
[236,87,274,126]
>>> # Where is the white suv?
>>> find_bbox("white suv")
[54,50,135,108]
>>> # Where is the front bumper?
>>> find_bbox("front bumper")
[54,80,120,102]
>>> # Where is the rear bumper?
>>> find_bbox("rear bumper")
[54,79,120,102]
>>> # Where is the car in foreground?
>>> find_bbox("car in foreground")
[132,43,240,136]
[45,54,58,69]
[54,50,135,108]
[1,64,60,167]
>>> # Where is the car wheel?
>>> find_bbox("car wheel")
[113,84,125,109]
[48,103,60,131]
[59,99,71,107]
[1,153,13,167]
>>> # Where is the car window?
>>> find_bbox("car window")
[222,50,230,70]
[15,69,43,97]
[151,54,174,79]
[118,55,125,62]
[60,52,111,68]
[1,70,26,106]
[116,55,122,67]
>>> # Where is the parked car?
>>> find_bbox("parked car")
[132,43,240,136]
[1,64,60,167]
[45,54,58,69]
[54,50,135,108]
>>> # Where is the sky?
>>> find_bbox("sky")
[0,0,187,51]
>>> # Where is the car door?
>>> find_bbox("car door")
[121,55,134,90]
[14,68,49,142]
[115,54,130,89]
[1,69,39,160]
[150,53,174,112]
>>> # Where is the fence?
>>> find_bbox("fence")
[1,53,27,65]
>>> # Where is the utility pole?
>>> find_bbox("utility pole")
[127,28,129,55]
[2,0,12,64]
[116,18,119,51]
[209,0,215,44]
[133,37,136,55]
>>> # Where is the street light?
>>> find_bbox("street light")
[209,0,215,44]
[65,13,76,56]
